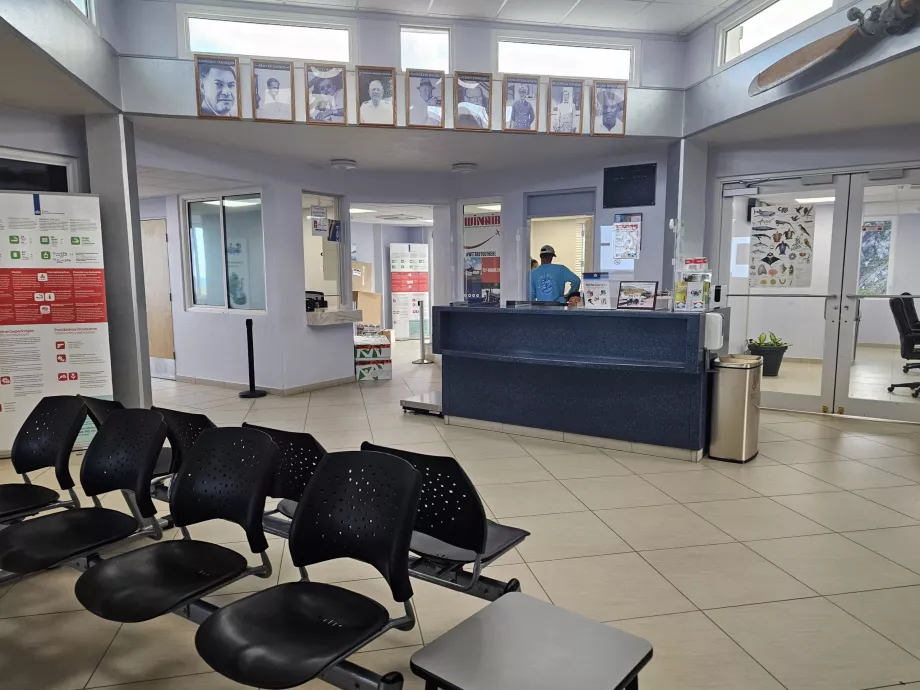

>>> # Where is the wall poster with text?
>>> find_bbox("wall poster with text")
[0,192,113,454]
[749,201,814,288]
[390,243,430,341]
[463,212,501,304]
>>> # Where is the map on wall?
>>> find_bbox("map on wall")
[749,202,814,288]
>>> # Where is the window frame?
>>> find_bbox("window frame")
[492,29,640,85]
[399,24,452,75]
[0,146,82,192]
[62,0,96,28]
[180,188,268,314]
[176,3,356,64]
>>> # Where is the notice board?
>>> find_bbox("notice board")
[390,243,430,341]
[603,163,657,209]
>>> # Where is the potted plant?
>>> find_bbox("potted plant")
[747,332,790,377]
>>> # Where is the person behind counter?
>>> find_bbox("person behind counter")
[530,245,581,305]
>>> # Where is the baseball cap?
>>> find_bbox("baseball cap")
[539,245,556,257]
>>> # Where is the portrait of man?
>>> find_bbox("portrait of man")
[306,64,347,125]
[548,77,583,135]
[455,73,492,131]
[357,66,396,126]
[504,75,539,133]
[592,80,628,136]
[252,60,293,122]
[407,69,445,128]
[196,56,240,119]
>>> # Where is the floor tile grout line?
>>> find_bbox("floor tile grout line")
[822,593,920,667]
[81,619,123,690]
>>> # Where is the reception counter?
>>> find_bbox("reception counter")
[432,306,719,455]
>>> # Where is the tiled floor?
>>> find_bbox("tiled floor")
[4,343,920,688]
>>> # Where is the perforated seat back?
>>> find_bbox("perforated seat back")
[170,427,279,553]
[79,396,125,429]
[361,442,488,555]
[242,423,327,501]
[290,450,422,603]
[80,409,168,517]
[11,396,88,489]
[153,407,216,475]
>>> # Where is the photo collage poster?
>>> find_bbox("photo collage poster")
[0,192,114,452]
[463,211,501,304]
[390,243,430,341]
[613,212,642,259]
[749,202,814,288]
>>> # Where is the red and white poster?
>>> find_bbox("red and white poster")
[389,243,429,341]
[0,193,113,454]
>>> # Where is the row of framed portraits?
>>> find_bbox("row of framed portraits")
[195,55,628,136]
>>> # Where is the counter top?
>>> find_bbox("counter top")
[306,309,362,327]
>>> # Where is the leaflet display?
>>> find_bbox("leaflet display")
[463,212,501,304]
[390,243,430,341]
[0,192,113,453]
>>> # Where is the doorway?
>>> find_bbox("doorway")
[140,218,176,380]
[529,215,595,292]
[719,167,920,421]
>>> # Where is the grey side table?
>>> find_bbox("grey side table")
[410,593,652,690]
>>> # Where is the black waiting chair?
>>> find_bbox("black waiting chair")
[362,441,529,601]
[0,396,87,528]
[151,407,216,500]
[195,450,422,690]
[74,426,279,624]
[242,423,327,537]
[0,409,167,577]
[888,297,920,397]
[899,292,920,373]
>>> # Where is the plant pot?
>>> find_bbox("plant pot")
[747,345,788,377]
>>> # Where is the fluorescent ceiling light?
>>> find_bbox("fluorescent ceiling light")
[350,208,375,214]
[477,204,502,211]
[795,196,835,203]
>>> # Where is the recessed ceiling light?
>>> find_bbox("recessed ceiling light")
[795,196,835,203]
[330,159,358,170]
[477,204,502,211]
[349,208,375,214]
[452,163,478,174]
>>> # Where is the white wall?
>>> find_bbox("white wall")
[350,222,375,264]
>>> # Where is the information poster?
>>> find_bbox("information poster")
[582,273,614,309]
[390,243,429,341]
[463,212,501,304]
[749,202,814,288]
[311,206,329,236]
[613,213,642,259]
[0,193,113,453]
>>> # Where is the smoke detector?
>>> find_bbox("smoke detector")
[330,159,358,170]
[452,163,478,174]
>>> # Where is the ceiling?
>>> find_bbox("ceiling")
[229,0,743,34]
[137,166,250,197]
[348,203,434,225]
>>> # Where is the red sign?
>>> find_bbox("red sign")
[55,341,66,349]
[68,372,79,381]
[0,377,10,385]
[0,268,107,326]
[56,354,67,363]
[58,373,68,382]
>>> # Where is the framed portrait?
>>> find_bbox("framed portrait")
[617,281,658,310]
[356,66,397,127]
[503,74,540,133]
[195,55,241,119]
[547,77,584,136]
[455,71,492,132]
[592,80,628,137]
[305,62,347,126]
[406,69,445,129]
[251,59,294,123]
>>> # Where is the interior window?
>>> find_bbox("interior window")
[187,17,350,62]
[497,40,631,80]
[723,0,834,63]
[401,27,450,73]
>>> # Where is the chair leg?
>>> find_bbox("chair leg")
[626,678,639,690]
[320,661,403,690]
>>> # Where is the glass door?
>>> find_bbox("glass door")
[720,175,850,413]
[835,169,920,421]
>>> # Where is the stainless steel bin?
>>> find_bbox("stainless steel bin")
[709,355,763,463]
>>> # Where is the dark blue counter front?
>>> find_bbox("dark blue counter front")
[432,307,711,451]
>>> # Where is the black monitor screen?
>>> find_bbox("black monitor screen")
[603,163,657,209]
[0,157,68,193]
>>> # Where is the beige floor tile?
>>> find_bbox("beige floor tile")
[0,610,121,690]
[614,611,785,690]
[807,436,914,460]
[446,438,528,460]
[335,579,422,651]
[278,547,381,584]
[363,402,409,417]
[209,540,283,595]
[435,425,509,442]
[760,410,803,424]
[858,454,920,482]
[478,480,586,517]
[642,542,815,609]
[243,419,305,433]
[509,435,603,457]
[203,410,249,425]
[244,407,308,423]
[643,470,759,503]
[790,460,916,490]
[766,421,853,440]
[501,511,631,562]
[596,504,735,551]
[830,586,920,658]
[604,450,707,475]
[863,434,920,455]
[758,440,851,465]
[530,552,695,622]
[533,452,633,480]
[371,426,444,445]
[303,416,370,432]
[705,455,780,469]
[194,398,254,412]
[0,567,84,618]
[312,430,374,450]
[758,426,796,442]
[380,441,452,456]
[87,673,249,689]
[367,414,434,429]
[501,423,564,441]
[773,492,919,531]
[306,404,367,419]
[854,484,920,520]
[184,518,279,544]
[707,597,920,690]
[844,526,920,573]
[297,646,426,690]
[87,614,209,687]
[686,497,830,541]
[561,475,675,510]
[458,456,554,485]
[250,395,311,410]
[707,464,841,496]
[748,533,920,595]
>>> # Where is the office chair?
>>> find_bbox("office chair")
[900,292,920,374]
[887,297,920,398]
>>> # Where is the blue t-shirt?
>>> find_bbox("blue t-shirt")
[530,264,581,303]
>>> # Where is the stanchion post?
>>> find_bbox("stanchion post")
[239,318,268,399]
[413,301,435,365]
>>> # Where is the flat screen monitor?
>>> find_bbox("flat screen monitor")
[603,163,656,209]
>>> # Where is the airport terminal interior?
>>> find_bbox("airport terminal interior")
[4,0,920,689]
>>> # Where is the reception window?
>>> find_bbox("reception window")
[497,40,632,81]
[186,193,266,311]
[186,15,350,62]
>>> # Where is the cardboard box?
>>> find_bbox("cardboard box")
[355,360,392,381]
[351,261,374,292]
[353,290,383,326]
[355,335,391,361]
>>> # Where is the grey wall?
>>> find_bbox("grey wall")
[351,222,375,264]
[0,104,86,159]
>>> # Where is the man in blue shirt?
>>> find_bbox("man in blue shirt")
[530,245,581,304]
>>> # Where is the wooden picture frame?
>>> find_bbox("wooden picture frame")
[617,281,658,310]
[305,62,348,126]
[406,69,446,130]
[356,65,397,128]
[454,71,493,132]
[251,59,294,123]
[195,55,242,120]
[502,73,541,133]
[546,77,585,136]
[591,79,628,137]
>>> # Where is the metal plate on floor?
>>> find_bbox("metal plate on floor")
[401,391,442,415]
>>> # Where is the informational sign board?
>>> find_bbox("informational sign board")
[749,202,814,288]
[0,192,113,453]
[583,273,614,309]
[613,213,642,259]
[390,243,429,340]
[463,212,501,304]
[311,206,329,236]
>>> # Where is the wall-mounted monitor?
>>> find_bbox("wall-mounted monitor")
[603,163,656,209]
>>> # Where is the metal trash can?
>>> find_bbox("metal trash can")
[709,355,763,463]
